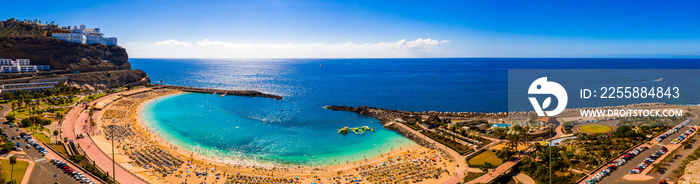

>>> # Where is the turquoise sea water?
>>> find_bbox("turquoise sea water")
[141,92,414,166]
[132,58,700,166]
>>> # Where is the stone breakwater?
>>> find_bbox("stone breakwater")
[160,85,283,100]
[324,105,507,125]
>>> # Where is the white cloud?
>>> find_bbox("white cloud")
[130,38,450,58]
[155,39,192,47]
[196,39,227,47]
[399,39,451,50]
[194,38,449,51]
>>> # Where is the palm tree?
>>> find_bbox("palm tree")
[508,126,527,151]
[681,139,691,149]
[515,126,531,147]
[533,143,545,161]
[53,130,59,144]
[506,133,522,152]
[90,119,96,133]
[493,128,507,141]
[9,156,17,182]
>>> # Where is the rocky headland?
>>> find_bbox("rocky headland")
[65,70,150,90]
[0,19,146,89]
[0,20,130,72]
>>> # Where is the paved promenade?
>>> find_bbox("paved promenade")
[61,93,148,184]
[513,172,536,184]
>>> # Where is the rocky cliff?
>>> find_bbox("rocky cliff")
[66,70,150,90]
[0,20,130,72]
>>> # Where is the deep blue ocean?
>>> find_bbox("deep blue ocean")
[130,58,700,166]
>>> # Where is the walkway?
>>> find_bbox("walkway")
[508,172,535,184]
[61,92,148,184]
[553,125,571,139]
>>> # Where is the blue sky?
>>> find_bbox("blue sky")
[3,0,700,58]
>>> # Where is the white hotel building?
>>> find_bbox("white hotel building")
[0,59,50,73]
[0,82,60,94]
[51,24,118,46]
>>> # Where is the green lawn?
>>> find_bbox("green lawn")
[26,125,49,133]
[52,107,70,115]
[70,96,81,104]
[39,96,80,106]
[85,93,107,101]
[8,108,32,119]
[579,124,613,133]
[0,159,29,183]
[32,132,51,144]
[468,150,503,167]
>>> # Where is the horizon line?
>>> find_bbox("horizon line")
[129,57,700,60]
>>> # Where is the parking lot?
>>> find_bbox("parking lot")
[591,123,696,183]
[1,123,86,184]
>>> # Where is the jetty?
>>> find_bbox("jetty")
[324,105,507,126]
[159,85,283,99]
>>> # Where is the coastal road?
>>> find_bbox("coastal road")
[0,104,83,184]
[61,92,149,184]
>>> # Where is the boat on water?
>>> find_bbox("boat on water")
[220,93,226,97]
[655,78,663,81]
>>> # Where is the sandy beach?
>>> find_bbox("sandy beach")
[91,88,457,184]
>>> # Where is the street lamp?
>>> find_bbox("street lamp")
[112,119,116,184]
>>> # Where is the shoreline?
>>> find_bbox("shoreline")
[136,92,419,169]
[110,89,450,183]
